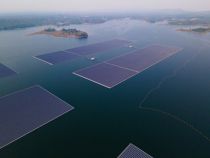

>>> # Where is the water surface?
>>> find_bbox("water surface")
[0,19,210,158]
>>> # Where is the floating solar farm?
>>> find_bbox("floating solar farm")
[0,63,17,78]
[34,39,131,65]
[73,63,137,88]
[118,143,153,158]
[73,44,182,88]
[0,85,74,149]
[34,51,79,65]
[0,38,183,152]
[107,45,181,72]
[65,39,131,55]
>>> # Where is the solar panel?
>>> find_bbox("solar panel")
[118,143,153,158]
[0,63,17,78]
[35,51,79,65]
[107,45,182,72]
[0,85,74,149]
[73,63,137,88]
[73,44,182,88]
[65,39,131,56]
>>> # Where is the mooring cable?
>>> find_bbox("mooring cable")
[139,43,210,143]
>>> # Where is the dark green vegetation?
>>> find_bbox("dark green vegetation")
[192,27,210,32]
[0,15,49,30]
[44,28,56,32]
[1,11,210,31]
[32,28,88,39]
[129,10,210,26]
[62,28,88,38]
[178,27,210,33]
[0,14,108,31]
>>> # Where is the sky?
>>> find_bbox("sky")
[1,0,210,13]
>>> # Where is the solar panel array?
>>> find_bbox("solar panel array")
[35,51,79,65]
[0,39,132,149]
[0,85,74,149]
[118,144,153,158]
[106,45,182,73]
[0,63,17,78]
[73,63,137,88]
[65,39,130,55]
[34,39,131,65]
[73,44,182,88]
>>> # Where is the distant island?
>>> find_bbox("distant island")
[177,27,210,34]
[1,11,210,31]
[0,15,109,31]
[30,28,88,39]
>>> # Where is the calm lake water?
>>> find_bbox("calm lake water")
[0,19,210,158]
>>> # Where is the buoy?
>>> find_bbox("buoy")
[90,57,95,61]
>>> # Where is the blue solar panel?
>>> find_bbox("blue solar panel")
[0,85,74,149]
[0,63,17,78]
[118,144,153,158]
[35,51,79,65]
[107,45,182,72]
[65,39,131,56]
[73,63,137,88]
[73,45,182,88]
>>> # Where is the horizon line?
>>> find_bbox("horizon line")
[0,9,210,15]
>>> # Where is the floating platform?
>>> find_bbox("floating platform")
[0,63,17,78]
[34,39,131,65]
[34,51,79,65]
[65,39,131,56]
[0,85,74,149]
[118,143,153,158]
[73,63,137,88]
[106,44,182,72]
[73,44,182,88]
